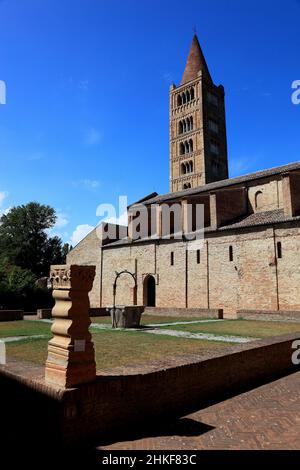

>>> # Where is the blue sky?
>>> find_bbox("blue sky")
[0,0,299,245]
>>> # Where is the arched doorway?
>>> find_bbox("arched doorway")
[143,275,156,307]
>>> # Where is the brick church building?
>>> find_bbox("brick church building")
[68,35,300,315]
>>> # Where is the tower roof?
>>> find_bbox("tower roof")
[181,34,212,85]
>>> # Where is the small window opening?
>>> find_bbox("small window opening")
[229,246,233,262]
[277,242,282,259]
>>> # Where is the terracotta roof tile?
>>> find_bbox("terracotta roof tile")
[134,160,300,207]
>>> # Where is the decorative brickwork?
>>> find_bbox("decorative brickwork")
[169,35,228,192]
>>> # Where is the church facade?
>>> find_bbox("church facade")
[67,35,300,315]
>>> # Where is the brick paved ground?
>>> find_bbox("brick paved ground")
[98,371,300,450]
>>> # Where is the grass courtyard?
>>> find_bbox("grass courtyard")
[1,315,300,371]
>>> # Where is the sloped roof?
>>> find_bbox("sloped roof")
[181,34,212,85]
[132,160,300,207]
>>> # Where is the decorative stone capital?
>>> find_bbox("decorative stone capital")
[50,264,95,291]
[45,264,96,389]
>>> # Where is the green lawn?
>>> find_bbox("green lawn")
[90,316,111,325]
[91,315,213,325]
[0,320,51,338]
[3,317,300,371]
[157,319,300,338]
[6,329,226,370]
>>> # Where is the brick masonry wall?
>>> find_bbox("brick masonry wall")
[101,222,300,314]
[67,228,102,308]
[248,177,283,213]
[276,224,300,310]
[143,307,223,318]
[0,310,23,321]
[237,310,300,321]
[1,333,299,449]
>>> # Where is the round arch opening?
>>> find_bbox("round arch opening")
[143,275,156,307]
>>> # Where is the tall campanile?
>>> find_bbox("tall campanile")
[169,35,228,192]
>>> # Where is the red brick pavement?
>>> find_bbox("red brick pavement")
[98,372,300,450]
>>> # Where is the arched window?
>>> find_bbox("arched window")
[178,121,183,134]
[177,95,182,106]
[183,119,187,133]
[182,92,186,104]
[186,117,190,132]
[190,161,193,173]
[180,142,185,155]
[181,163,186,175]
[185,141,189,154]
[183,183,192,190]
[189,139,193,153]
[190,116,193,130]
[186,90,190,102]
[143,275,156,307]
[255,190,263,210]
[190,87,195,100]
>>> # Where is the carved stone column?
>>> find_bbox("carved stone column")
[45,264,96,388]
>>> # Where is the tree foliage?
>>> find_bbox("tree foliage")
[0,202,70,310]
[0,202,67,277]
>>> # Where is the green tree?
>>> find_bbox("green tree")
[0,202,66,277]
[0,262,53,311]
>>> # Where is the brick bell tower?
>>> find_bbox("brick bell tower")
[169,35,228,192]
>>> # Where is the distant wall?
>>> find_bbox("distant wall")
[143,307,223,319]
[237,309,300,322]
[102,222,300,314]
[0,310,23,321]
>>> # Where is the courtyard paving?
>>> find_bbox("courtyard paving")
[97,371,300,450]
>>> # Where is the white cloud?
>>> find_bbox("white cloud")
[1,206,11,215]
[69,224,94,247]
[0,191,8,206]
[46,211,69,239]
[0,191,9,216]
[85,127,102,146]
[82,179,100,190]
[73,179,101,191]
[54,212,69,228]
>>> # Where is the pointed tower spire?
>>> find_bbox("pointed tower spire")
[181,34,212,85]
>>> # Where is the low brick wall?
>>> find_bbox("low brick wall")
[0,310,23,321]
[143,307,223,319]
[37,308,52,319]
[89,307,109,317]
[237,309,300,322]
[0,332,299,450]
